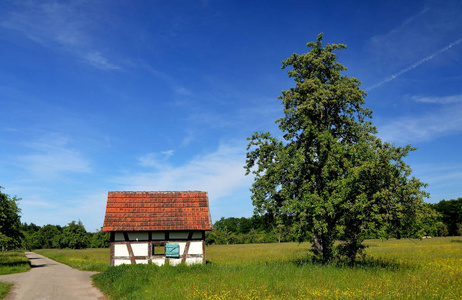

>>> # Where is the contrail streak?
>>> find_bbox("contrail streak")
[366,37,462,91]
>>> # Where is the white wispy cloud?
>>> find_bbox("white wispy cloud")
[16,134,91,180]
[0,1,119,70]
[365,1,462,91]
[138,150,175,169]
[18,189,109,231]
[377,102,462,144]
[175,86,192,96]
[411,94,462,104]
[84,51,120,70]
[63,190,109,231]
[367,37,462,91]
[114,141,252,204]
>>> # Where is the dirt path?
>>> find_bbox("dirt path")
[0,252,106,300]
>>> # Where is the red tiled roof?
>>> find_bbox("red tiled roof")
[102,191,212,232]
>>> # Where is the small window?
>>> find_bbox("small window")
[153,244,166,255]
[166,243,180,258]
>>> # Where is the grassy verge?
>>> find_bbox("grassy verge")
[0,251,31,299]
[0,284,10,300]
[34,248,109,272]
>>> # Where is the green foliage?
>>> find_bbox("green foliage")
[20,222,109,250]
[435,222,449,237]
[0,282,12,300]
[206,215,297,245]
[58,220,89,249]
[21,223,62,250]
[213,217,252,234]
[245,34,429,263]
[88,228,110,248]
[0,187,22,251]
[430,198,462,236]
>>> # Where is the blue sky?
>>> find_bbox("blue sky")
[1,0,461,232]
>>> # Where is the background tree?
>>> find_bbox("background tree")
[0,187,22,251]
[88,228,110,248]
[205,215,292,245]
[20,222,109,249]
[58,220,89,249]
[435,222,449,237]
[430,198,462,236]
[415,204,440,238]
[245,34,429,263]
[39,225,63,249]
[21,223,63,250]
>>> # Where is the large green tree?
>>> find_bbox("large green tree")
[0,187,22,251]
[245,34,430,263]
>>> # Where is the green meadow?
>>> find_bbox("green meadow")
[3,238,462,299]
[38,237,462,299]
[35,248,109,272]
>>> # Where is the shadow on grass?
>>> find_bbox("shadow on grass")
[292,255,415,272]
[0,261,30,268]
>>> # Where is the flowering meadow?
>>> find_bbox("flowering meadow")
[39,237,462,299]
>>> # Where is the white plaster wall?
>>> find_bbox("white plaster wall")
[135,259,149,264]
[114,259,131,266]
[128,232,149,241]
[114,232,125,241]
[152,232,165,240]
[178,242,187,255]
[168,258,182,266]
[188,241,203,255]
[114,244,129,257]
[170,231,188,239]
[131,243,149,256]
[151,258,165,266]
[186,257,203,265]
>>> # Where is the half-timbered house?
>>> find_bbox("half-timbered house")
[102,191,212,266]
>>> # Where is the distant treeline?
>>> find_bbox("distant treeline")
[206,198,462,245]
[205,214,300,245]
[20,221,110,250]
[428,198,462,236]
[1,187,111,251]
[10,198,462,250]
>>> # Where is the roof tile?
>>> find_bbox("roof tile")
[102,191,212,232]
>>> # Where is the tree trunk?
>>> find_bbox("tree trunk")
[321,235,333,263]
[312,232,323,254]
[313,232,334,263]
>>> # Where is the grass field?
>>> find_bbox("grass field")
[35,248,108,272]
[0,251,31,299]
[30,238,462,299]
